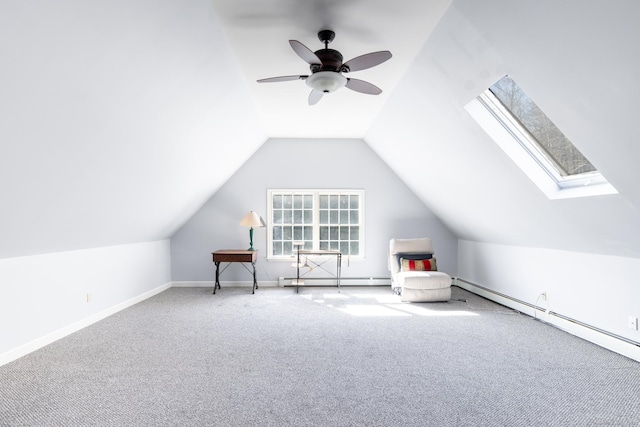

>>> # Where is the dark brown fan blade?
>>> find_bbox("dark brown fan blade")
[308,90,324,105]
[289,40,322,65]
[342,51,392,72]
[345,78,382,95]
[257,75,308,83]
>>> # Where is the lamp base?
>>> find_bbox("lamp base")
[248,227,255,251]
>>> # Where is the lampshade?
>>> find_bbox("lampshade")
[240,211,265,228]
[305,71,347,93]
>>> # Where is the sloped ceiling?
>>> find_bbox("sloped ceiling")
[2,0,640,260]
[0,1,266,258]
[367,0,640,257]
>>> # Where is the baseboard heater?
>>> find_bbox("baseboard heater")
[278,277,390,287]
[455,278,640,349]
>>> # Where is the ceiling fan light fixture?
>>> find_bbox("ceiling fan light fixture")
[306,71,346,93]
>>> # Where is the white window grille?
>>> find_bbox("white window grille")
[267,189,364,259]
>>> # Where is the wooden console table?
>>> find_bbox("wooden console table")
[211,250,258,294]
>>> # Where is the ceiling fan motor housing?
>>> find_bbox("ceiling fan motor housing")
[312,49,343,72]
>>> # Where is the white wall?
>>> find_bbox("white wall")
[0,240,171,365]
[170,138,457,283]
[458,240,640,356]
[0,0,266,259]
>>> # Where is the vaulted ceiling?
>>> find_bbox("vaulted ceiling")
[1,0,639,260]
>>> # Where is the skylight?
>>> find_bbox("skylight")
[466,75,617,199]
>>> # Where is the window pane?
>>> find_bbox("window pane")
[340,227,349,240]
[340,195,349,208]
[272,241,282,256]
[330,226,338,240]
[294,195,303,209]
[330,211,338,224]
[340,210,349,224]
[293,226,303,240]
[320,210,328,224]
[320,241,328,250]
[350,196,359,209]
[293,209,303,224]
[283,241,292,256]
[340,242,349,254]
[283,226,292,240]
[273,195,282,209]
[350,211,358,224]
[304,195,313,208]
[330,241,339,250]
[319,195,328,209]
[283,210,292,224]
[273,226,282,240]
[304,209,313,223]
[304,226,313,240]
[489,75,596,176]
[283,195,292,208]
[350,227,359,240]
[330,195,338,209]
[320,226,328,240]
[273,210,282,224]
[350,242,359,255]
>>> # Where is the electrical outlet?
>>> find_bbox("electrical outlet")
[541,292,547,301]
[628,316,638,330]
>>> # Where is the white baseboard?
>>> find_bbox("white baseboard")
[0,282,171,367]
[277,277,390,287]
[455,278,640,363]
[172,279,391,289]
[171,281,278,288]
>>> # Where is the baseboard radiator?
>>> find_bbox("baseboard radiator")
[277,277,390,287]
[455,278,640,361]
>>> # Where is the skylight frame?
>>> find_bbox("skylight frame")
[466,78,617,199]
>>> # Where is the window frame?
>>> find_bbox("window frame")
[266,189,365,260]
[465,79,617,199]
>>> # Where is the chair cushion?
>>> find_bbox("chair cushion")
[389,238,433,255]
[401,287,451,303]
[398,271,451,290]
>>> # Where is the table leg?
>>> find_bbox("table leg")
[337,254,341,293]
[252,261,257,294]
[214,261,221,294]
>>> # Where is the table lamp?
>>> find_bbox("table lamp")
[240,211,265,251]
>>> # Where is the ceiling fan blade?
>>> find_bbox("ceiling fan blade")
[346,78,382,95]
[342,51,392,72]
[289,40,322,65]
[257,75,307,83]
[308,90,324,105]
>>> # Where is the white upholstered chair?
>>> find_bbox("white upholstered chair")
[388,237,451,302]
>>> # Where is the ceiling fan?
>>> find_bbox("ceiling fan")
[257,30,392,105]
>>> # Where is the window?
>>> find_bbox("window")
[465,75,616,199]
[268,189,364,259]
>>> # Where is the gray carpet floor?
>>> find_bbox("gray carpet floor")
[1,286,639,426]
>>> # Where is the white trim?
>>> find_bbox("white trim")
[455,279,640,362]
[171,281,278,288]
[0,282,171,367]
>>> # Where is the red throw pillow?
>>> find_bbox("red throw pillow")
[400,258,437,271]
